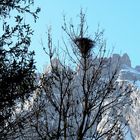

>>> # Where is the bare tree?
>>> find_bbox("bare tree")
[22,11,132,140]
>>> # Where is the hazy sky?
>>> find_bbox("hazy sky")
[31,0,140,71]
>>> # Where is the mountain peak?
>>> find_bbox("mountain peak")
[121,53,131,67]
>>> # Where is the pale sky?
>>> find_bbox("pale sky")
[30,0,140,71]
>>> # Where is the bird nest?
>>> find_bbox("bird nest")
[74,37,95,56]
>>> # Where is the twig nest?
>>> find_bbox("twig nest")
[74,37,95,56]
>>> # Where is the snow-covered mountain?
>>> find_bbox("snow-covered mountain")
[40,53,140,140]
[110,53,140,140]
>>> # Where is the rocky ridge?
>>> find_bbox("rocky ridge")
[110,53,140,140]
[43,53,140,140]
